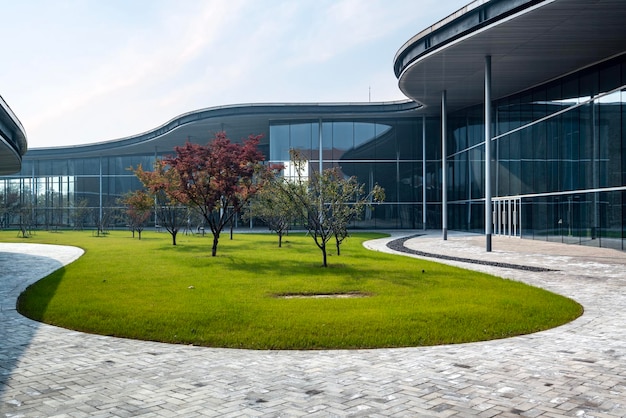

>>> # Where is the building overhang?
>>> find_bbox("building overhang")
[0,96,27,174]
[395,0,626,113]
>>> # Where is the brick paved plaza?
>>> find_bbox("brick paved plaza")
[1,233,625,417]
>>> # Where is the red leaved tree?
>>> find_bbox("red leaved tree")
[120,190,153,240]
[134,161,188,246]
[163,131,265,256]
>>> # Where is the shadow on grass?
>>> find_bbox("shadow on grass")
[218,256,363,276]
[16,267,67,321]
[153,233,311,255]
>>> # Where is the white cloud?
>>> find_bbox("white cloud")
[0,0,469,148]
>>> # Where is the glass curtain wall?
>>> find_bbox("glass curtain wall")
[269,118,441,229]
[1,115,442,231]
[0,154,155,230]
[448,54,626,250]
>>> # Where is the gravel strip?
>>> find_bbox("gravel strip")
[386,234,556,272]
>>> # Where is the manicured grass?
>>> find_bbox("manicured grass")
[9,230,582,349]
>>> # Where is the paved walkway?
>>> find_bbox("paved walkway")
[1,233,625,417]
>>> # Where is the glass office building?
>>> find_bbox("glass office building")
[2,0,626,251]
[447,54,626,250]
[1,102,440,231]
[393,0,626,251]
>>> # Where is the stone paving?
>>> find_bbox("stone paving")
[1,233,625,417]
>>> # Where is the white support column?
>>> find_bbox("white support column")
[485,55,493,252]
[441,90,448,241]
[318,119,323,174]
[31,164,36,222]
[99,156,103,227]
[318,118,324,218]
[154,147,158,228]
[592,100,599,239]
[422,115,427,230]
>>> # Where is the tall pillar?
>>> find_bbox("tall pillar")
[99,156,103,227]
[422,115,427,230]
[441,90,448,240]
[154,147,159,228]
[592,99,599,239]
[318,119,323,174]
[31,164,36,222]
[318,118,324,217]
[485,55,493,252]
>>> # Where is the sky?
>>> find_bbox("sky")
[0,0,469,149]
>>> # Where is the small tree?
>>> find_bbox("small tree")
[17,198,35,238]
[242,168,298,247]
[92,204,112,237]
[324,171,385,256]
[278,150,384,267]
[270,150,332,266]
[0,190,22,229]
[70,198,91,230]
[0,189,35,236]
[120,190,153,240]
[163,131,266,256]
[134,161,187,246]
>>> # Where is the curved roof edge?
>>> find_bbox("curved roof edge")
[394,0,626,112]
[27,100,421,158]
[0,95,28,174]
[393,0,539,79]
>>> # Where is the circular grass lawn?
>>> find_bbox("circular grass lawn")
[14,231,582,350]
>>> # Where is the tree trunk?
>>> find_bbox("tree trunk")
[336,237,341,256]
[171,231,177,246]
[321,243,328,267]
[212,233,220,256]
[278,232,283,248]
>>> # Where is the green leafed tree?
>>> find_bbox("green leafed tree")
[324,171,385,256]
[278,149,384,267]
[242,164,299,247]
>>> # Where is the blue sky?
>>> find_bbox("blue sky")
[1,0,469,149]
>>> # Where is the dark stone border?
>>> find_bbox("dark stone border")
[386,235,556,272]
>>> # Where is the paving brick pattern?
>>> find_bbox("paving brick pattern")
[1,234,625,417]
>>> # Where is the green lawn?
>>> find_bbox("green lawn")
[9,230,582,349]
